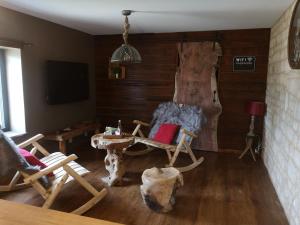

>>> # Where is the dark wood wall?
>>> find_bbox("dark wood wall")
[94,29,270,151]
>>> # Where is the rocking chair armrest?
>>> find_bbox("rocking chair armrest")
[133,120,150,127]
[18,134,44,148]
[23,154,78,183]
[182,129,197,138]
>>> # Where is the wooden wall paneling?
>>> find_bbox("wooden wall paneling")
[218,29,270,150]
[94,28,270,151]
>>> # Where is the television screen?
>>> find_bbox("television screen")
[45,60,89,105]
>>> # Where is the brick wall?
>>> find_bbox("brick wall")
[264,1,300,225]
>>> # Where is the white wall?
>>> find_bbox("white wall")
[263,1,300,225]
[0,6,95,135]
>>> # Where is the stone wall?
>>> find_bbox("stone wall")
[264,1,300,225]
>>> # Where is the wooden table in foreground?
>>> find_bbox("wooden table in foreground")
[0,199,123,225]
[91,133,134,186]
[45,122,100,154]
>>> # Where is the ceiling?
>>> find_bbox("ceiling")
[0,0,294,35]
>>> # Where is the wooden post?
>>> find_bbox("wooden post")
[59,141,67,154]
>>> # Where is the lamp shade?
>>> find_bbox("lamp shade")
[111,44,142,64]
[245,101,266,116]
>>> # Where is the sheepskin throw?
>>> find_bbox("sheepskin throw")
[148,102,206,145]
[0,130,51,188]
[173,42,222,151]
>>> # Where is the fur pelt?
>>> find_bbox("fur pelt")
[148,102,206,144]
[0,130,51,188]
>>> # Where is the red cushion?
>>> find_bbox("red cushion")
[19,149,54,177]
[153,124,180,144]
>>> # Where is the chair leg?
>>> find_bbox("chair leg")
[169,140,205,172]
[20,172,49,199]
[9,171,21,187]
[132,124,141,136]
[0,172,30,192]
[184,142,197,163]
[63,165,103,196]
[42,174,69,209]
[71,189,107,215]
[165,148,172,162]
[168,145,183,167]
[63,165,107,215]
[176,157,204,172]
[137,129,146,138]
[168,133,186,166]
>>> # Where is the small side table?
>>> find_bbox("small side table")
[91,134,134,186]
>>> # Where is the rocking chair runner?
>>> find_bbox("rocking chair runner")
[124,102,206,172]
[0,134,107,215]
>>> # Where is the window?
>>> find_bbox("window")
[0,49,10,131]
[0,46,25,134]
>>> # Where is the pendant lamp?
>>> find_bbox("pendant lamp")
[111,10,142,64]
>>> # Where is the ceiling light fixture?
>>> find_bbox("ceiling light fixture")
[111,10,142,64]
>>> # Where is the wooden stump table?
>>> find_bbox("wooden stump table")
[91,134,134,186]
[140,167,184,213]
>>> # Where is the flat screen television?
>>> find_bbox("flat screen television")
[45,60,89,105]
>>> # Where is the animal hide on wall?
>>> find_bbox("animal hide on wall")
[173,42,222,151]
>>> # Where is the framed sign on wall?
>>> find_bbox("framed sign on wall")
[233,56,256,72]
[108,58,126,79]
[288,0,300,69]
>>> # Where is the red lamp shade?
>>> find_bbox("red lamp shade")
[245,101,266,116]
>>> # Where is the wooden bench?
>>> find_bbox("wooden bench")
[44,122,100,154]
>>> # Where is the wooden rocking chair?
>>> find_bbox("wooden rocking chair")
[0,134,107,215]
[124,102,205,172]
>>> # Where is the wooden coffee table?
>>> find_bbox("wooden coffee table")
[91,133,134,186]
[45,122,100,154]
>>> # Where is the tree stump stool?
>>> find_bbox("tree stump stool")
[140,167,183,213]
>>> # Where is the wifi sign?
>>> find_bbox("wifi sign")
[233,56,256,72]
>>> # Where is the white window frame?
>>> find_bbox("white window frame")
[0,49,10,131]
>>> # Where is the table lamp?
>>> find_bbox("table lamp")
[239,101,266,161]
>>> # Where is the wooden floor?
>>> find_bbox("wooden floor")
[0,139,288,225]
